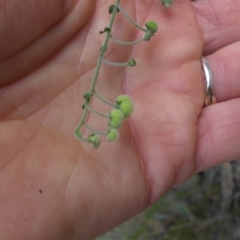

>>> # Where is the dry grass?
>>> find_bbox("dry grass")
[98,160,240,240]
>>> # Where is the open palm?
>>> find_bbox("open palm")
[1,0,240,239]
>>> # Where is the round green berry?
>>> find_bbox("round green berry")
[88,134,100,149]
[109,109,124,129]
[107,129,119,142]
[116,95,134,118]
[145,21,158,33]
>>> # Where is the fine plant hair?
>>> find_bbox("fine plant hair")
[75,0,173,149]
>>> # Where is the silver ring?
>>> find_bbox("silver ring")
[201,57,217,106]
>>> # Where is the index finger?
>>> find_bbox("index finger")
[192,0,240,54]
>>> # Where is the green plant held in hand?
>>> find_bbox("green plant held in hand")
[74,0,172,148]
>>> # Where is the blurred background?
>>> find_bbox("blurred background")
[97,160,240,240]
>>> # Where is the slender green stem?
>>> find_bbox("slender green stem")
[99,56,131,67]
[117,5,147,32]
[84,123,107,136]
[74,130,89,142]
[110,34,146,45]
[84,105,110,119]
[88,1,120,94]
[75,0,121,138]
[94,91,117,107]
[78,137,90,143]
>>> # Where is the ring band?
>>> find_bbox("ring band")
[201,57,217,106]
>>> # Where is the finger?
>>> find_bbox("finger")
[192,0,240,54]
[196,98,240,172]
[0,0,95,87]
[203,41,240,102]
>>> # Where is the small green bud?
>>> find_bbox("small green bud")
[160,0,173,8]
[116,95,134,118]
[109,5,119,14]
[145,21,158,33]
[74,130,82,139]
[88,134,101,149]
[128,59,136,67]
[83,92,93,100]
[107,129,119,142]
[108,109,124,129]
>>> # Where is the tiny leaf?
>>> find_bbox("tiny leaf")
[100,27,111,34]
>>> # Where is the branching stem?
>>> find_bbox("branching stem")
[84,105,110,119]
[75,0,121,139]
[117,5,147,32]
[84,123,107,136]
[99,56,132,67]
[110,34,146,45]
[94,91,117,107]
[75,0,164,147]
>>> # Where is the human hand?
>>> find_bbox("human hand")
[0,0,239,239]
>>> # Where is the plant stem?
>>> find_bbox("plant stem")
[99,56,132,67]
[75,0,121,138]
[117,5,147,32]
[110,34,146,45]
[84,123,107,136]
[84,105,110,119]
[94,91,117,107]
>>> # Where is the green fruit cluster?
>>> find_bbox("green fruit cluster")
[106,95,134,143]
[116,95,134,118]
[109,109,124,129]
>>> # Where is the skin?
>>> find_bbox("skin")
[0,0,240,239]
